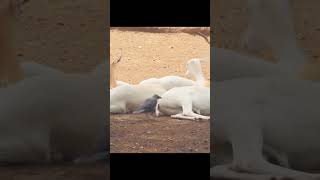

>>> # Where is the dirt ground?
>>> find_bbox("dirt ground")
[111,114,209,153]
[110,28,210,153]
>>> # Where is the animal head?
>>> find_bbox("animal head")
[152,94,162,99]
[185,58,205,78]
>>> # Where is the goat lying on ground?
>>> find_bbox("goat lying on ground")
[211,0,320,178]
[139,57,210,90]
[154,57,210,120]
[139,75,195,90]
[155,85,210,120]
[212,77,320,180]
[132,57,210,118]
[0,64,108,164]
[110,83,166,114]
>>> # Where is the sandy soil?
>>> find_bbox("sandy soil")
[111,114,209,153]
[110,28,210,153]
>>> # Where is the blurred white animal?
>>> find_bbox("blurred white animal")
[212,77,320,179]
[0,65,108,164]
[110,84,166,114]
[243,0,305,75]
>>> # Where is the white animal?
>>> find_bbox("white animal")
[155,86,210,120]
[0,65,108,164]
[139,75,195,90]
[213,48,281,81]
[185,58,210,87]
[243,0,305,75]
[154,57,210,120]
[212,77,320,179]
[211,0,320,178]
[139,57,210,90]
[110,83,166,114]
[212,0,312,83]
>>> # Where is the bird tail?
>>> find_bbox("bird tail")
[133,109,145,114]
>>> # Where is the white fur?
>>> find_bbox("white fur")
[110,84,166,114]
[185,58,210,87]
[212,77,320,179]
[156,86,210,120]
[243,0,305,75]
[0,65,107,164]
[139,75,195,90]
[139,58,210,90]
[155,58,210,120]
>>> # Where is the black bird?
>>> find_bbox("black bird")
[133,94,162,114]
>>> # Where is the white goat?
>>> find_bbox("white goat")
[139,75,195,90]
[213,0,320,82]
[155,86,210,120]
[212,77,320,179]
[185,58,210,87]
[110,83,166,114]
[0,64,108,164]
[139,57,211,90]
[155,58,210,120]
[211,0,320,179]
[242,0,305,76]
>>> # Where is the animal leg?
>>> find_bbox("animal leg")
[155,100,161,117]
[184,111,210,120]
[179,98,210,120]
[171,113,196,120]
[228,118,317,179]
